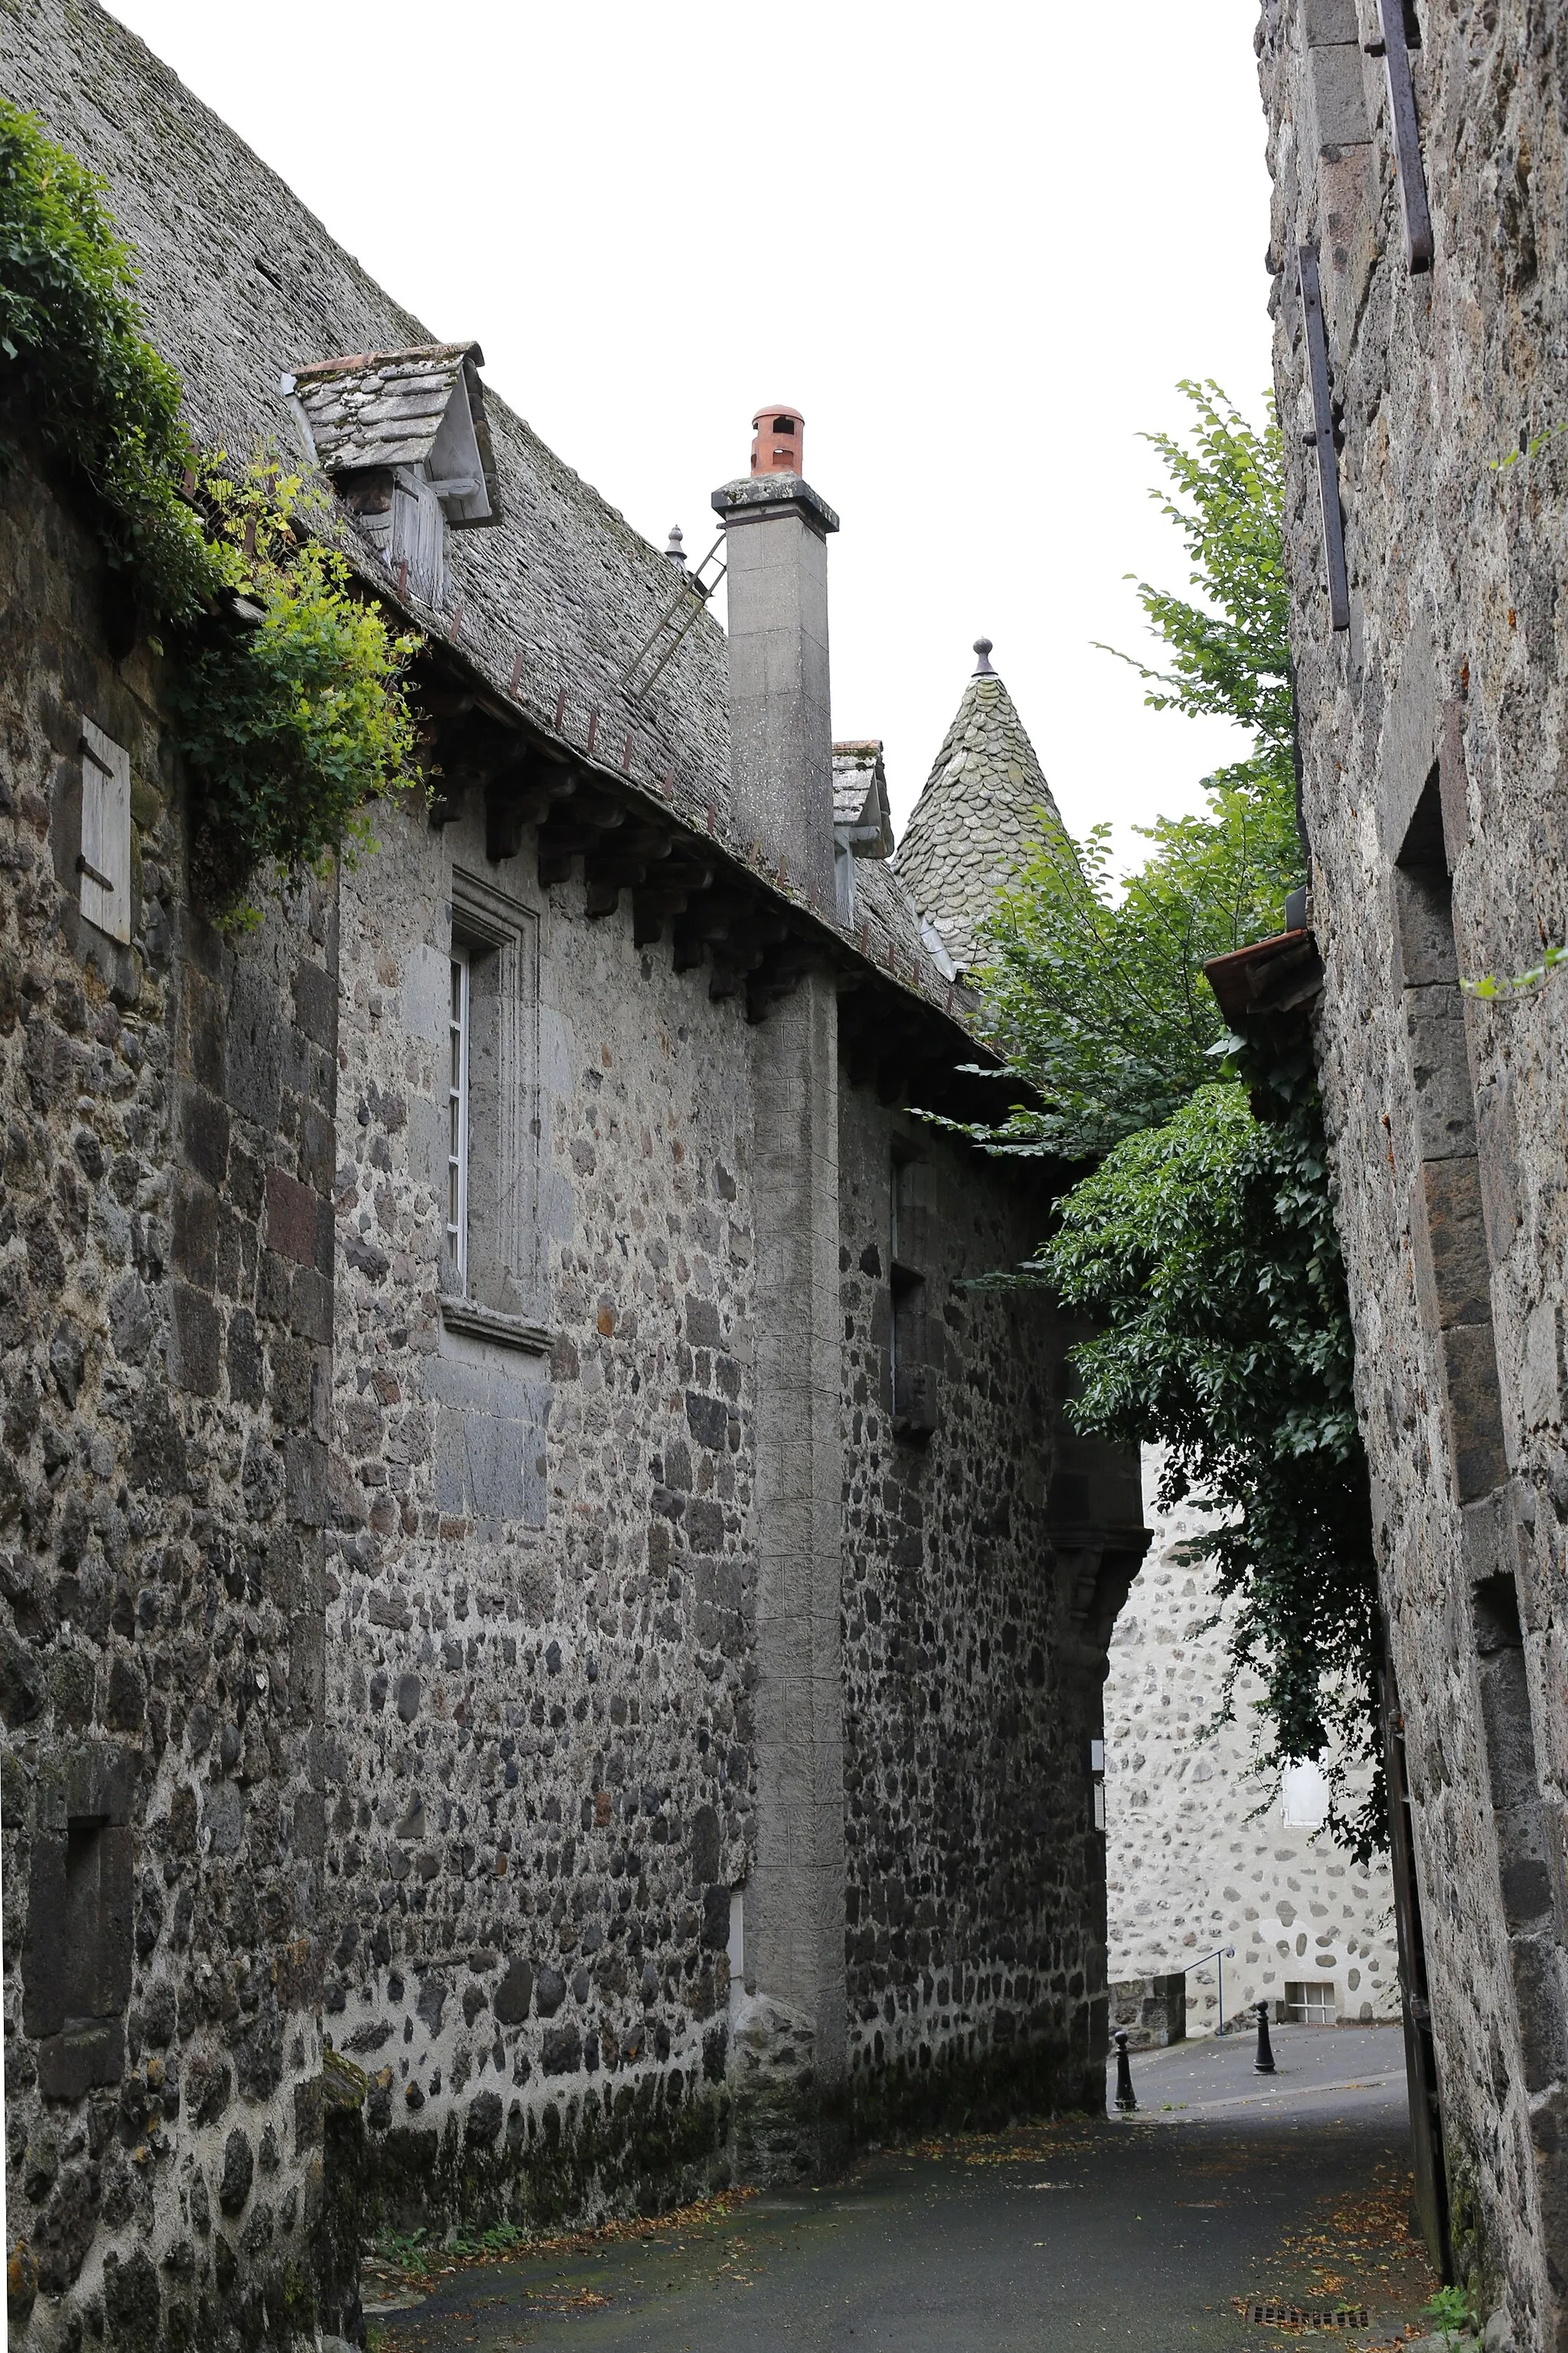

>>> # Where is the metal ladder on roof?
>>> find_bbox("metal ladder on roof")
[619,534,727,700]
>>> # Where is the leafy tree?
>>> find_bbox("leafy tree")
[975,786,1300,1159]
[964,384,1384,1855]
[1040,1034,1382,1861]
[1098,381,1295,792]
[975,386,1300,1158]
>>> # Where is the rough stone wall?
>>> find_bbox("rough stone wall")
[1259,0,1568,2334]
[1105,1458,1399,2034]
[836,1100,1129,2126]
[0,453,337,2346]
[322,797,1144,2227]
[325,795,760,2230]
[0,2,1155,2308]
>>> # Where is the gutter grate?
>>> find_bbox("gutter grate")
[1250,2306,1369,2329]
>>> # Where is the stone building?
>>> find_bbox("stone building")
[1252,0,1568,2335]
[1104,1454,1400,2036]
[0,5,1148,2346]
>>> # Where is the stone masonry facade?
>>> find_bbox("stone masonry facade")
[0,7,1149,2348]
[1259,0,1568,2339]
[0,438,345,2344]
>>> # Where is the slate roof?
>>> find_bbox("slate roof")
[290,343,500,524]
[892,646,1065,972]
[832,741,894,858]
[3,5,730,822]
[4,0,975,1035]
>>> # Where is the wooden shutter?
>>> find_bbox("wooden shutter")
[79,718,132,944]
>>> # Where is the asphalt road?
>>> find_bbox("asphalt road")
[372,2025,1434,2353]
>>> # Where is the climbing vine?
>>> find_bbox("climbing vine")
[171,459,423,913]
[0,100,422,915]
[0,99,214,620]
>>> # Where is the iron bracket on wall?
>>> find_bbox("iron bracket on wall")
[1368,0,1434,272]
[1298,244,1351,633]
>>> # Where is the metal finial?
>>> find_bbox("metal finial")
[666,525,687,568]
[972,636,995,675]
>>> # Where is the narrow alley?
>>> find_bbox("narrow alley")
[367,2027,1432,2351]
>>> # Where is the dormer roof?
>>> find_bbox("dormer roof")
[286,341,500,526]
[832,740,895,858]
[891,643,1064,974]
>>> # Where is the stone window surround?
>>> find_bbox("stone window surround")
[437,867,547,1355]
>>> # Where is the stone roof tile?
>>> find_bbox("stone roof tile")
[7,0,972,1033]
[891,649,1063,972]
[290,342,501,522]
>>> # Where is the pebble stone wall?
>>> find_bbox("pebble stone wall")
[1105,1456,1400,2035]
[0,445,1148,2345]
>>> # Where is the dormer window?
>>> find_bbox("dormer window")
[284,340,501,605]
[831,740,895,923]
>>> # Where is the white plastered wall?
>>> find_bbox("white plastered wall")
[1103,1449,1402,2036]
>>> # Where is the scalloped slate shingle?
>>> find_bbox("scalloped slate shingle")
[893,661,1064,972]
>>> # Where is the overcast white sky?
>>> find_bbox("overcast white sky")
[106,0,1275,861]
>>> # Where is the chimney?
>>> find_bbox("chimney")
[712,403,839,912]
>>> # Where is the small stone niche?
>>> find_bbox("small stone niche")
[21,1747,136,2100]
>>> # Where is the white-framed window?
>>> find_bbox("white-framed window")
[1285,1981,1338,2025]
[1281,1757,1329,1827]
[446,947,471,1288]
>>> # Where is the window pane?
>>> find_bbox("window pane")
[1281,1759,1329,1828]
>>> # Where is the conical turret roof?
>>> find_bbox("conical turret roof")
[892,640,1064,973]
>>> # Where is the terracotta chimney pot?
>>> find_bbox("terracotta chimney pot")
[750,404,804,478]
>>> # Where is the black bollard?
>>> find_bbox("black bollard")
[1253,1999,1277,2075]
[1114,2028,1138,2112]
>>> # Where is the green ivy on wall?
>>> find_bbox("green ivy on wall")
[0,100,423,917]
[0,98,213,620]
[173,458,423,917]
